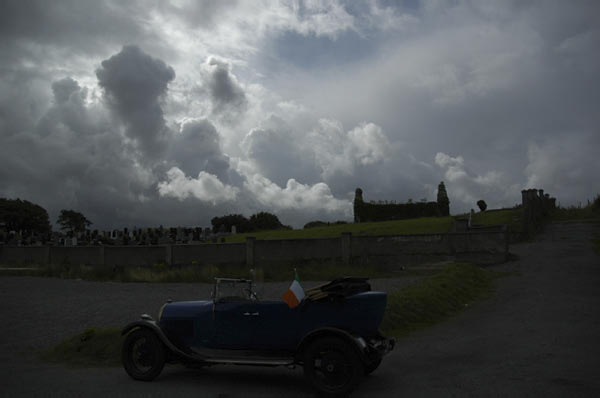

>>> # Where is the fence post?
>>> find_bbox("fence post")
[341,232,351,265]
[246,237,255,267]
[99,245,105,267]
[165,245,172,266]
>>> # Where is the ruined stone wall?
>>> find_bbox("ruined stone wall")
[353,181,449,223]
[521,188,556,238]
[354,199,441,223]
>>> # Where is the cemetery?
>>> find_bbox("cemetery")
[0,185,557,270]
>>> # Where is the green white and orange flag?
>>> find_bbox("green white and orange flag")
[282,269,305,308]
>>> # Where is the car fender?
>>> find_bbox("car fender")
[296,327,369,363]
[122,318,198,362]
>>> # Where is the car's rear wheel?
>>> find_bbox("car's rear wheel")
[122,328,166,381]
[303,337,364,397]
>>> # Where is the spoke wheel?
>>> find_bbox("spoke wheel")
[122,328,166,381]
[303,337,363,397]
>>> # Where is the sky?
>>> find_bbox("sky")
[1,0,599,230]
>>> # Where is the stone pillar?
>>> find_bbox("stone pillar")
[43,245,50,265]
[165,245,172,266]
[341,232,352,265]
[99,245,105,267]
[246,237,255,267]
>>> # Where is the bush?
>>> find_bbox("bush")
[304,221,328,229]
[592,195,600,213]
[477,200,487,212]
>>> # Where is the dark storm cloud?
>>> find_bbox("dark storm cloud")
[168,118,234,183]
[205,57,247,117]
[96,45,175,160]
[51,77,81,104]
[241,116,320,187]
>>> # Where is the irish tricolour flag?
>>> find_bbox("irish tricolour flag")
[282,270,305,308]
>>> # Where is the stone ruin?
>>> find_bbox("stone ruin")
[353,181,451,223]
[521,188,556,237]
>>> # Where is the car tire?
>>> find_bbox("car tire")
[122,328,166,381]
[303,337,364,397]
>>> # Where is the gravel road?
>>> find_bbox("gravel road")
[1,222,599,397]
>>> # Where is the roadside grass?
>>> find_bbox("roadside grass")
[551,196,600,222]
[380,263,495,337]
[592,238,600,255]
[222,216,455,243]
[0,261,401,283]
[42,263,496,367]
[40,327,123,367]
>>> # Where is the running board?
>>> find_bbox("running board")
[190,347,294,366]
[204,357,294,366]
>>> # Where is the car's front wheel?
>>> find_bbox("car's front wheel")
[303,337,364,397]
[122,328,166,381]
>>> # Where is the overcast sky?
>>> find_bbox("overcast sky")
[1,0,599,230]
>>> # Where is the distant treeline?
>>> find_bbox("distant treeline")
[303,220,348,229]
[211,212,290,234]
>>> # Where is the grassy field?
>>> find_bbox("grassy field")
[467,208,523,232]
[222,216,455,242]
[41,263,495,367]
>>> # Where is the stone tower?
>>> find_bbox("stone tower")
[437,181,450,216]
[353,188,364,223]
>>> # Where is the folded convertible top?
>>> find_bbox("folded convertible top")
[305,277,371,302]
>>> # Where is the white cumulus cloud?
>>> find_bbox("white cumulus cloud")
[158,167,239,204]
[243,172,351,214]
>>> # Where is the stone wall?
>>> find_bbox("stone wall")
[0,228,509,268]
[171,243,246,266]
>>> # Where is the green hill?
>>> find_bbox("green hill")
[222,216,455,243]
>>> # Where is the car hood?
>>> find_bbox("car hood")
[160,300,213,320]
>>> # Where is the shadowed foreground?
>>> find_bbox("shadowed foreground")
[1,222,599,397]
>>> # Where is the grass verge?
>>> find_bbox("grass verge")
[380,263,495,337]
[592,238,600,255]
[41,263,495,367]
[2,260,403,283]
[40,327,124,367]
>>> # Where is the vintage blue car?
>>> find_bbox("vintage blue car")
[122,277,395,397]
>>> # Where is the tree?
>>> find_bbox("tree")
[57,209,92,235]
[249,212,284,231]
[211,214,251,233]
[0,198,51,235]
[477,200,488,212]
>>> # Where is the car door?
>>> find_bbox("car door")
[250,301,299,351]
[212,299,259,349]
